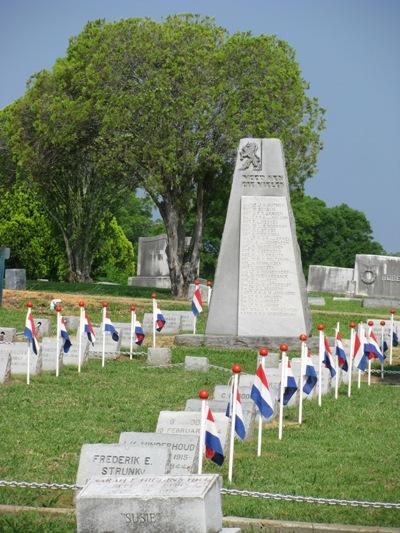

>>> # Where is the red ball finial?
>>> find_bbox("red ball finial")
[102,301,107,308]
[151,293,156,299]
[317,323,325,331]
[380,320,385,326]
[232,364,241,374]
[390,309,396,315]
[280,343,288,352]
[368,320,374,327]
[26,301,33,308]
[194,279,200,286]
[299,334,307,342]
[259,347,268,357]
[198,389,209,400]
[130,305,136,312]
[55,305,62,313]
[79,301,85,307]
[349,321,356,329]
[207,280,212,287]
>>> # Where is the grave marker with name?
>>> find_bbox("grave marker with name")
[41,337,63,371]
[355,254,400,299]
[0,327,16,343]
[0,342,42,375]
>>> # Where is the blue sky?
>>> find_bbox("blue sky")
[1,0,399,252]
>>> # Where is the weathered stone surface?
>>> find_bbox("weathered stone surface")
[137,235,170,277]
[113,322,137,350]
[307,265,354,294]
[366,318,400,340]
[88,327,122,358]
[355,254,400,299]
[156,411,230,451]
[128,275,171,289]
[4,268,26,290]
[76,474,222,533]
[119,432,198,475]
[184,356,209,372]
[0,353,11,383]
[33,318,51,338]
[0,327,16,342]
[187,283,208,303]
[143,312,182,334]
[40,337,63,371]
[175,334,321,351]
[308,297,326,306]
[363,297,400,309]
[76,443,170,487]
[147,347,171,366]
[63,316,80,332]
[62,337,89,367]
[206,138,311,339]
[0,342,42,375]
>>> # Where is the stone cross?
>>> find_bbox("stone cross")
[0,247,10,306]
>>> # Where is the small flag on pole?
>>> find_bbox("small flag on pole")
[251,364,274,419]
[135,319,145,346]
[104,312,119,342]
[303,351,318,395]
[226,383,246,440]
[192,284,203,316]
[354,329,367,371]
[84,313,96,345]
[323,336,336,378]
[393,331,398,347]
[283,360,298,405]
[205,406,224,465]
[24,307,39,355]
[365,330,385,364]
[155,305,166,332]
[335,332,348,371]
[60,317,72,353]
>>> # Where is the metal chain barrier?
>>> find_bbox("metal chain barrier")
[0,479,399,509]
[371,369,400,375]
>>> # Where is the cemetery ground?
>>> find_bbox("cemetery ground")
[0,286,399,531]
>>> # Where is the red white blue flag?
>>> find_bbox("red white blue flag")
[191,286,203,317]
[251,364,274,419]
[134,319,145,346]
[155,306,166,332]
[226,383,246,440]
[353,330,367,371]
[303,351,318,395]
[335,332,348,371]
[104,312,119,342]
[205,406,224,465]
[323,336,336,378]
[60,316,72,353]
[283,360,298,405]
[84,313,96,345]
[24,308,39,355]
[365,330,385,364]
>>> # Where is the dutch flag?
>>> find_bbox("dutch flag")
[323,336,336,378]
[155,306,166,332]
[104,312,119,342]
[134,319,145,346]
[205,406,224,465]
[283,360,298,405]
[226,384,246,440]
[24,308,39,356]
[60,316,72,353]
[192,285,203,317]
[303,351,318,395]
[335,332,348,371]
[250,364,274,419]
[84,313,96,345]
[354,329,367,371]
[365,330,385,364]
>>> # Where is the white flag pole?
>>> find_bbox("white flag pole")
[55,305,61,378]
[348,321,356,398]
[380,320,385,379]
[334,322,340,400]
[198,389,209,474]
[298,335,307,425]
[193,280,200,335]
[151,293,156,349]
[367,321,373,386]
[101,302,107,368]
[228,364,241,483]
[78,301,84,373]
[257,347,268,457]
[357,323,362,389]
[207,280,212,306]
[26,302,33,385]
[278,344,288,441]
[389,309,395,365]
[130,305,135,359]
[317,324,324,407]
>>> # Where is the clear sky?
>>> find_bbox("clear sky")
[1,0,399,252]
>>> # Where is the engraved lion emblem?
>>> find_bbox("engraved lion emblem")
[239,141,262,171]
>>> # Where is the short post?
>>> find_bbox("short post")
[0,247,10,307]
[207,280,212,306]
[197,389,208,474]
[102,302,107,368]
[55,305,62,378]
[317,324,325,407]
[78,301,85,373]
[151,293,157,349]
[26,301,33,385]
[298,335,307,425]
[257,347,268,456]
[278,343,288,440]
[367,321,374,386]
[228,363,241,483]
[380,320,385,379]
[130,305,136,359]
[348,321,356,397]
[389,309,395,365]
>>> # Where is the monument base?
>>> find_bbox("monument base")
[175,334,321,351]
[128,275,171,289]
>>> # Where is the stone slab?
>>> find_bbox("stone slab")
[0,342,42,375]
[76,474,222,533]
[184,356,209,372]
[40,337,63,371]
[63,316,80,332]
[147,347,171,365]
[119,432,198,475]
[175,334,321,351]
[88,327,122,357]
[156,411,230,452]
[366,319,400,340]
[76,443,171,487]
[143,312,182,335]
[137,234,170,277]
[33,318,51,338]
[113,322,138,350]
[187,283,208,303]
[308,297,326,306]
[4,269,26,290]
[128,275,171,289]
[307,265,354,294]
[355,254,400,299]
[0,353,11,383]
[62,337,89,367]
[332,297,361,302]
[362,298,400,309]
[0,327,16,342]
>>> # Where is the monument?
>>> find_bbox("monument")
[354,254,400,300]
[203,138,311,346]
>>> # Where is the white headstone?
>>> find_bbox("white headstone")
[0,353,11,383]
[40,337,63,371]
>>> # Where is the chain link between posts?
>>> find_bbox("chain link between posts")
[0,479,399,509]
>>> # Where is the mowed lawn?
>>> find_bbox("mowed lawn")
[0,287,399,530]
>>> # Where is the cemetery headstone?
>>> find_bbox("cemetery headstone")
[76,444,170,487]
[363,298,400,309]
[63,337,89,367]
[206,138,311,339]
[143,311,183,334]
[184,356,209,372]
[187,282,208,303]
[308,297,326,306]
[119,432,198,475]
[41,337,63,371]
[0,353,11,384]
[5,268,26,290]
[0,327,16,343]
[89,327,122,358]
[63,316,80,332]
[147,347,171,365]
[355,254,400,299]
[113,322,137,350]
[0,247,10,306]
[76,474,223,533]
[33,318,51,338]
[307,265,354,294]
[0,342,42,375]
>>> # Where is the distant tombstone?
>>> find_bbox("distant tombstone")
[307,265,354,294]
[187,283,208,303]
[367,318,400,339]
[147,347,171,366]
[363,298,400,309]
[76,443,170,487]
[143,312,182,334]
[0,353,11,383]
[76,474,223,533]
[1,342,42,375]
[308,297,326,306]
[0,247,10,306]
[113,322,136,350]
[89,327,122,358]
[206,138,310,340]
[40,337,63,372]
[0,327,16,343]
[5,268,26,290]
[63,316,80,332]
[33,318,51,338]
[355,254,400,299]
[119,432,198,475]
[63,337,89,367]
[184,356,209,372]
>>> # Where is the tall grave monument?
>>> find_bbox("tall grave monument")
[206,138,311,341]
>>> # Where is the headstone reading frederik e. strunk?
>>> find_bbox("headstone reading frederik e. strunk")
[205,138,311,343]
